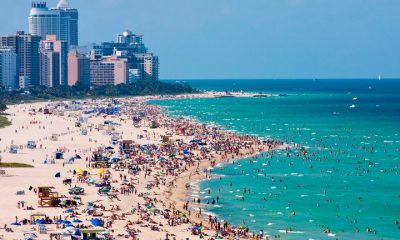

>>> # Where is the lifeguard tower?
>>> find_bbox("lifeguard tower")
[38,187,60,207]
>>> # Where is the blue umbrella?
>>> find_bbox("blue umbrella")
[72,219,82,223]
[73,229,81,236]
[64,209,74,213]
[64,223,75,228]
[35,219,46,224]
[55,172,61,178]
[11,222,21,226]
[56,219,65,223]
[90,218,102,227]
[63,220,72,225]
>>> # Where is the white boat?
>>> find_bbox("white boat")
[349,104,356,109]
[352,97,358,101]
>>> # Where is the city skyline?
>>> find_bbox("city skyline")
[0,0,159,89]
[0,0,399,79]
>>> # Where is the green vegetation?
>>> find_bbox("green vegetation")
[0,162,34,168]
[0,101,10,128]
[0,80,197,104]
[0,115,11,128]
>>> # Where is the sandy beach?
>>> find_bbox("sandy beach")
[0,93,281,240]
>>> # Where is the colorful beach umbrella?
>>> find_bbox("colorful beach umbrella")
[96,168,105,176]
[35,219,46,225]
[75,168,83,175]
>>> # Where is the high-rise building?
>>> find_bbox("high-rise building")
[90,55,128,86]
[42,35,68,86]
[29,0,78,47]
[92,30,159,82]
[0,47,18,89]
[132,53,159,81]
[0,31,41,87]
[68,49,90,86]
[39,39,60,87]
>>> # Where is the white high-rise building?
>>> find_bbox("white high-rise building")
[0,47,18,89]
[28,0,78,46]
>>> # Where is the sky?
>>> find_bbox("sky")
[0,0,399,79]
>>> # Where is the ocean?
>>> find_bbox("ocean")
[151,79,400,240]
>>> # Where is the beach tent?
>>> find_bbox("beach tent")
[55,172,61,178]
[27,141,36,149]
[81,129,88,135]
[90,218,103,227]
[9,145,18,154]
[55,151,64,160]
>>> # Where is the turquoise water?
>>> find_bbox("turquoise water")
[153,79,400,239]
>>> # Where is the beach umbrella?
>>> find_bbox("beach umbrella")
[96,168,106,176]
[56,219,65,223]
[54,172,61,178]
[63,226,75,232]
[86,178,96,184]
[75,168,83,175]
[35,219,46,225]
[11,222,21,226]
[64,209,74,213]
[73,229,81,236]
[65,223,75,228]
[90,218,103,227]
[72,219,82,223]
[69,157,75,162]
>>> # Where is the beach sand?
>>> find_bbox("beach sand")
[0,93,277,240]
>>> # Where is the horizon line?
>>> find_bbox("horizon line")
[161,78,400,81]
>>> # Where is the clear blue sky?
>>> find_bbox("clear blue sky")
[1,0,399,79]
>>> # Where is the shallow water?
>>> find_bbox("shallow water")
[152,79,400,239]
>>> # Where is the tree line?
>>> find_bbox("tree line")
[0,80,197,105]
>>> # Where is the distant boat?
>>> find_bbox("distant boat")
[378,75,381,81]
[352,97,358,101]
[349,104,356,109]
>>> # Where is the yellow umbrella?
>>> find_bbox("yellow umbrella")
[96,168,105,176]
[75,168,83,175]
